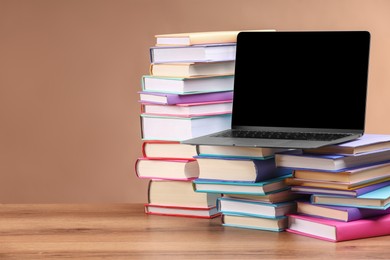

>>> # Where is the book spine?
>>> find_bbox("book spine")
[253,159,291,182]
[347,207,390,221]
[149,48,155,63]
[141,141,148,158]
[146,180,152,204]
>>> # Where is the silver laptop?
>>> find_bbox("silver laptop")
[181,31,371,149]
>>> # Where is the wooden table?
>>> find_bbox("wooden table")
[0,204,389,259]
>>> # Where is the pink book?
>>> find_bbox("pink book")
[144,204,221,219]
[138,91,233,105]
[287,213,390,242]
[141,100,233,117]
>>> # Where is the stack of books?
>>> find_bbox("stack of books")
[192,144,302,231]
[274,134,390,241]
[135,30,244,218]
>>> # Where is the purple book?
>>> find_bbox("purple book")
[297,200,390,222]
[194,155,292,183]
[291,180,390,197]
[138,91,233,105]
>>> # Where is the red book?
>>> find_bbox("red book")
[287,213,390,242]
[144,204,221,219]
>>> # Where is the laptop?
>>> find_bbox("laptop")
[181,31,371,149]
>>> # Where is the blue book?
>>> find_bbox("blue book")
[217,196,296,218]
[297,201,390,222]
[195,155,292,183]
[275,149,390,172]
[193,175,291,195]
[311,185,390,209]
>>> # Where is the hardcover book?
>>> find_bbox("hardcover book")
[135,158,199,180]
[193,175,291,195]
[285,176,390,190]
[138,90,233,105]
[142,141,198,160]
[154,30,242,46]
[223,190,304,204]
[292,161,390,184]
[287,213,390,242]
[150,43,237,64]
[145,204,220,219]
[149,61,235,78]
[195,155,292,182]
[290,180,390,197]
[296,201,390,222]
[218,197,296,218]
[196,145,289,159]
[140,114,231,141]
[147,179,221,208]
[275,149,390,171]
[154,30,275,46]
[141,75,234,94]
[142,100,232,117]
[303,134,390,155]
[311,185,390,209]
[222,213,288,232]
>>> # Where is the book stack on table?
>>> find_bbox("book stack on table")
[192,144,302,231]
[274,134,390,242]
[135,30,243,218]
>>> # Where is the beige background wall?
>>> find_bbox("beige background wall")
[0,0,389,203]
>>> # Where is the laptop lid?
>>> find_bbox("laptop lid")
[181,31,371,148]
[232,30,370,133]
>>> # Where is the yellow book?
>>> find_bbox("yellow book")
[293,161,390,183]
[155,29,275,46]
[285,176,390,190]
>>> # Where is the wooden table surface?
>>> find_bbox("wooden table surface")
[0,203,389,259]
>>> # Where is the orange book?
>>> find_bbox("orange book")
[155,29,275,46]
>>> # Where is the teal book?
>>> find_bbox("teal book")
[196,144,289,160]
[192,175,291,195]
[217,196,296,219]
[311,185,390,209]
[221,213,288,232]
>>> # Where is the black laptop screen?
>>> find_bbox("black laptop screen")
[232,31,370,131]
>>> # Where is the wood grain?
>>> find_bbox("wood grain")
[0,204,389,259]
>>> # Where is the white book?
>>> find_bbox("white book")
[150,43,236,64]
[141,114,231,141]
[142,75,234,94]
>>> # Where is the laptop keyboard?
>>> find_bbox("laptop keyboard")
[213,130,352,141]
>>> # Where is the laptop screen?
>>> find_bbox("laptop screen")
[232,31,370,131]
